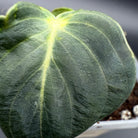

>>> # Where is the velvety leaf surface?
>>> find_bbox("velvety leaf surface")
[0,2,136,138]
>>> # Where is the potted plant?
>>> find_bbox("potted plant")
[0,2,136,138]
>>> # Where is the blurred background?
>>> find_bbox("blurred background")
[0,0,138,138]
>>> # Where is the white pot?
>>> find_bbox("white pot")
[77,118,138,138]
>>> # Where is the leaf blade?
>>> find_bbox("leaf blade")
[0,2,136,138]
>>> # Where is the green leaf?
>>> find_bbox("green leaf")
[0,2,136,138]
[52,7,73,16]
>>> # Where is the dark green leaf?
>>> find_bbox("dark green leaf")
[0,2,136,138]
[52,7,73,16]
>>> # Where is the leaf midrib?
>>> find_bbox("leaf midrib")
[39,23,57,138]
